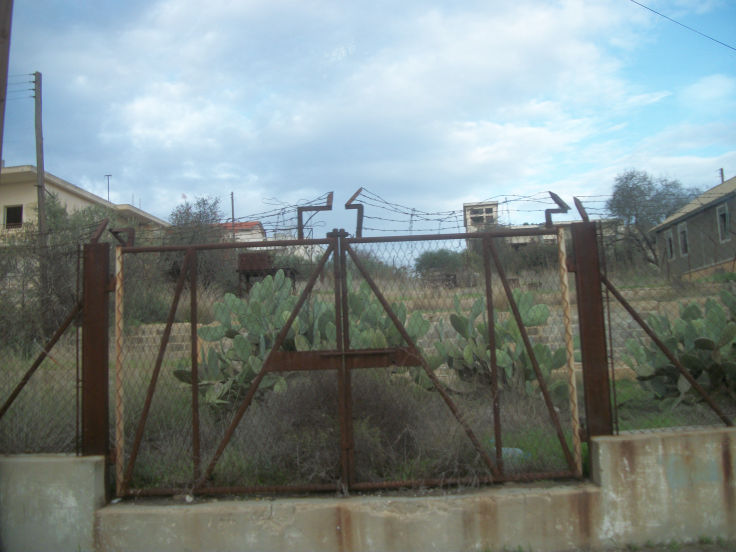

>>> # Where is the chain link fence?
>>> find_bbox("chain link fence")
[114,228,586,495]
[0,239,82,453]
[600,221,736,432]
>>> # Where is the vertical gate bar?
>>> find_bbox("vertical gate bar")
[330,230,350,491]
[345,243,501,480]
[556,228,582,477]
[81,241,110,457]
[601,275,733,426]
[339,231,354,488]
[114,245,126,495]
[481,236,504,473]
[196,244,336,489]
[190,250,201,481]
[121,249,193,493]
[76,244,82,454]
[487,239,577,470]
[570,222,613,438]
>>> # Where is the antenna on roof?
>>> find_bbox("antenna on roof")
[720,168,725,184]
[105,174,111,202]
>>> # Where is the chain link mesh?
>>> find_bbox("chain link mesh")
[0,241,81,453]
[601,221,736,432]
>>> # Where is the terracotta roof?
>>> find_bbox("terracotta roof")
[651,175,736,232]
[217,221,262,230]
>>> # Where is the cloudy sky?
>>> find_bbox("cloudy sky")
[3,0,735,232]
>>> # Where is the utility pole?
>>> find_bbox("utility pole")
[105,174,111,202]
[34,71,50,333]
[0,0,13,167]
[34,71,45,234]
[231,191,235,240]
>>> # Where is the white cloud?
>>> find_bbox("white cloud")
[4,0,734,226]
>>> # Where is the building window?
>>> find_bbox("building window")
[665,229,675,261]
[717,203,730,243]
[678,223,688,257]
[4,205,22,229]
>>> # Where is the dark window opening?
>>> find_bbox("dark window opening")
[4,205,22,229]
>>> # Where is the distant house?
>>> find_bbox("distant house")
[0,165,169,235]
[217,221,266,242]
[651,175,736,279]
[463,201,498,232]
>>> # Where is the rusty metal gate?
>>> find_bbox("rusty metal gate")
[110,222,602,497]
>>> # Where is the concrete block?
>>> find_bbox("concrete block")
[95,482,601,552]
[0,454,106,552]
[591,427,736,547]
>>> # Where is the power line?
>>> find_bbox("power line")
[628,0,736,53]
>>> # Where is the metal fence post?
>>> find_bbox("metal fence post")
[570,222,613,438]
[82,241,110,456]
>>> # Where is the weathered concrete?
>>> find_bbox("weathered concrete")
[591,427,736,548]
[2,428,734,551]
[96,483,601,552]
[95,427,736,552]
[0,454,106,552]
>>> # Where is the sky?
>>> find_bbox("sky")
[2,0,735,234]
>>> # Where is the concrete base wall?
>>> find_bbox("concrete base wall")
[2,428,735,551]
[0,454,106,552]
[96,427,736,552]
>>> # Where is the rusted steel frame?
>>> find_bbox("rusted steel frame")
[487,240,576,471]
[122,236,330,254]
[601,275,733,426]
[81,242,110,457]
[571,223,613,438]
[345,187,364,238]
[339,232,355,488]
[345,243,500,480]
[267,348,422,371]
[189,250,201,481]
[481,237,504,473]
[124,469,578,497]
[121,249,194,493]
[597,223,620,435]
[350,470,577,490]
[348,228,556,245]
[195,244,336,489]
[124,482,337,497]
[89,218,109,243]
[298,192,333,239]
[330,229,354,491]
[0,301,82,421]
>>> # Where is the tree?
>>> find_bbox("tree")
[168,196,225,244]
[414,249,465,278]
[167,196,235,288]
[606,170,700,265]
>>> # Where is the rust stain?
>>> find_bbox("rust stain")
[619,439,636,474]
[722,434,734,520]
[335,505,352,552]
